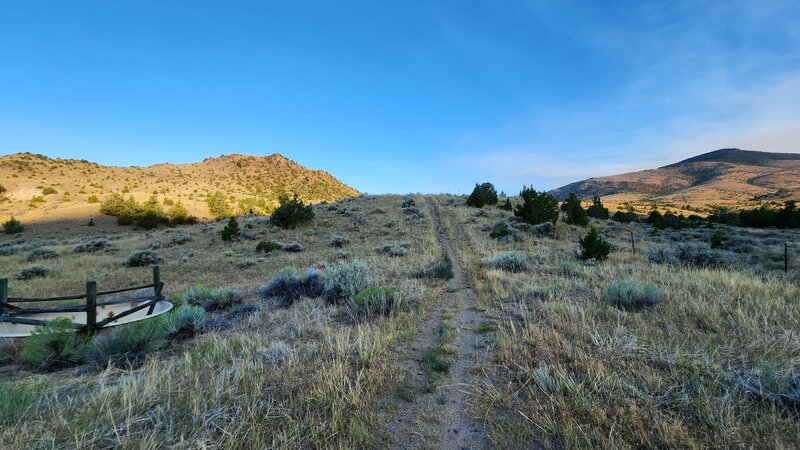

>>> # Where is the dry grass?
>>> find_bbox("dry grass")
[437,197,800,449]
[0,194,447,448]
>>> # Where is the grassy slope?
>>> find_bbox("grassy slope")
[0,152,359,223]
[439,200,800,449]
[0,195,442,448]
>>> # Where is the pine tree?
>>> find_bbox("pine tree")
[221,217,240,241]
[514,187,559,225]
[562,193,590,226]
[586,196,610,219]
[578,227,610,261]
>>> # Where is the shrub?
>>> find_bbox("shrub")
[489,252,530,272]
[514,187,559,225]
[561,193,590,226]
[206,191,233,220]
[15,265,50,280]
[21,318,86,371]
[673,243,732,268]
[170,233,193,245]
[710,232,725,249]
[612,210,639,223]
[346,287,402,322]
[578,227,611,261]
[260,267,324,307]
[280,241,304,252]
[26,248,59,262]
[206,287,244,311]
[163,305,206,339]
[0,183,5,194]
[270,193,314,229]
[323,260,370,305]
[122,250,162,267]
[2,217,24,234]
[258,341,291,366]
[86,195,100,203]
[330,234,350,248]
[466,182,498,208]
[167,202,197,225]
[181,285,213,305]
[0,382,41,420]
[220,217,240,241]
[256,240,281,253]
[530,221,555,237]
[401,197,416,208]
[499,198,513,211]
[83,316,170,370]
[41,187,57,195]
[374,242,410,257]
[647,246,680,265]
[586,196,610,219]
[606,280,664,310]
[73,238,113,253]
[413,253,453,280]
[730,364,800,412]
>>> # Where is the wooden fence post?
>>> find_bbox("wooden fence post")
[147,266,161,315]
[786,242,789,273]
[0,278,8,312]
[630,230,636,254]
[86,281,97,335]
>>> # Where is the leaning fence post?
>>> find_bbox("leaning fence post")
[630,230,636,254]
[0,278,8,312]
[86,281,97,335]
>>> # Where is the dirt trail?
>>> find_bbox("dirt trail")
[383,198,490,449]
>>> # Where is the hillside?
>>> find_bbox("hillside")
[0,152,359,222]
[550,148,800,213]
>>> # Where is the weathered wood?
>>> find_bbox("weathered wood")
[0,315,85,329]
[3,295,157,316]
[630,230,636,253]
[86,281,97,336]
[148,266,161,315]
[0,278,7,312]
[6,283,156,303]
[95,299,159,328]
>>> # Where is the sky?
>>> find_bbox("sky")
[1,1,800,194]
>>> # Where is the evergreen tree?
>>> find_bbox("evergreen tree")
[578,227,611,261]
[562,193,590,226]
[466,182,498,208]
[2,217,24,234]
[514,187,559,225]
[270,193,315,229]
[499,198,513,211]
[221,217,240,241]
[586,196,610,220]
[207,191,233,220]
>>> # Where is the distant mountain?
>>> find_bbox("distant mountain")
[0,152,359,221]
[550,148,800,212]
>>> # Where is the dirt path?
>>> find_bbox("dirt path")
[383,198,491,449]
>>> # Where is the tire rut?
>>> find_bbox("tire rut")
[382,197,490,449]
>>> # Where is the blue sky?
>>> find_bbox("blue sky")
[1,1,800,194]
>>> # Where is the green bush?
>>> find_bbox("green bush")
[86,195,100,203]
[561,193,590,226]
[21,318,86,371]
[466,182,498,208]
[612,210,639,223]
[346,287,402,322]
[26,248,58,262]
[221,217,240,241]
[41,187,57,195]
[330,234,350,248]
[270,193,314,229]
[256,240,281,253]
[323,260,370,305]
[374,242,410,257]
[606,280,664,310]
[167,201,197,225]
[586,196,610,219]
[163,305,206,339]
[578,227,610,261]
[184,285,244,311]
[0,183,5,194]
[206,191,233,220]
[84,315,171,370]
[514,187,559,225]
[2,217,24,234]
[499,198,513,211]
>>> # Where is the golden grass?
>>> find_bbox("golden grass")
[439,199,800,449]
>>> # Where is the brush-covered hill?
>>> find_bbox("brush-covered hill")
[0,152,359,222]
[550,148,800,212]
